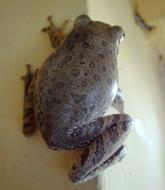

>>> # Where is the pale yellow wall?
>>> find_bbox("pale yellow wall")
[1,0,165,189]
[149,16,165,59]
[0,0,97,190]
[87,0,165,190]
[130,0,165,21]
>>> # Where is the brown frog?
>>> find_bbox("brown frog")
[22,15,133,184]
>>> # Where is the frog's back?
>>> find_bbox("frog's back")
[37,20,118,127]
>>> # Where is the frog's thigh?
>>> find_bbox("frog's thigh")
[69,114,133,184]
[22,69,38,136]
[112,88,125,113]
[73,145,126,184]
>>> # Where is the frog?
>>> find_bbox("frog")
[22,15,133,184]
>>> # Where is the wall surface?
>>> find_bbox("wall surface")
[0,0,97,190]
[87,0,165,190]
[130,0,165,21]
[149,16,165,61]
[1,0,165,190]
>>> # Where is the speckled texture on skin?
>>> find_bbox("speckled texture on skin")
[69,114,133,184]
[23,15,133,184]
[74,145,126,184]
[35,15,126,149]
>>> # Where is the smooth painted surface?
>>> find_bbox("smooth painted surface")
[0,0,97,190]
[149,16,165,60]
[87,0,165,190]
[130,0,165,21]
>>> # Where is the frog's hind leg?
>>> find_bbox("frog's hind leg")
[69,114,133,184]
[22,65,38,136]
[70,145,126,184]
[42,15,68,48]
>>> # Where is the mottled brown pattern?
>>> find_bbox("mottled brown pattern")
[23,15,133,184]
[101,40,108,46]
[57,55,72,68]
[81,148,90,166]
[93,74,101,82]
[22,66,38,136]
[71,69,81,77]
[76,145,126,183]
[89,61,95,69]
[69,114,133,184]
[81,81,88,87]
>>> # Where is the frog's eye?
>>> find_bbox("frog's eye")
[74,15,91,28]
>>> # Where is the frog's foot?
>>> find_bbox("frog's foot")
[42,15,55,32]
[22,65,38,136]
[70,145,126,184]
[42,15,67,48]
[112,88,125,113]
[69,114,133,184]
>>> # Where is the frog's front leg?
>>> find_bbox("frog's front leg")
[69,114,133,184]
[42,15,68,48]
[22,65,38,136]
[112,88,125,113]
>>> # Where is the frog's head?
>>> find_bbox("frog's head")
[107,25,125,46]
[74,15,125,44]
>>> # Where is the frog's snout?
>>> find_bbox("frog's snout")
[112,25,125,41]
[120,32,125,43]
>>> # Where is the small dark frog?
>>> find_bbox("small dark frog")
[22,15,133,184]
